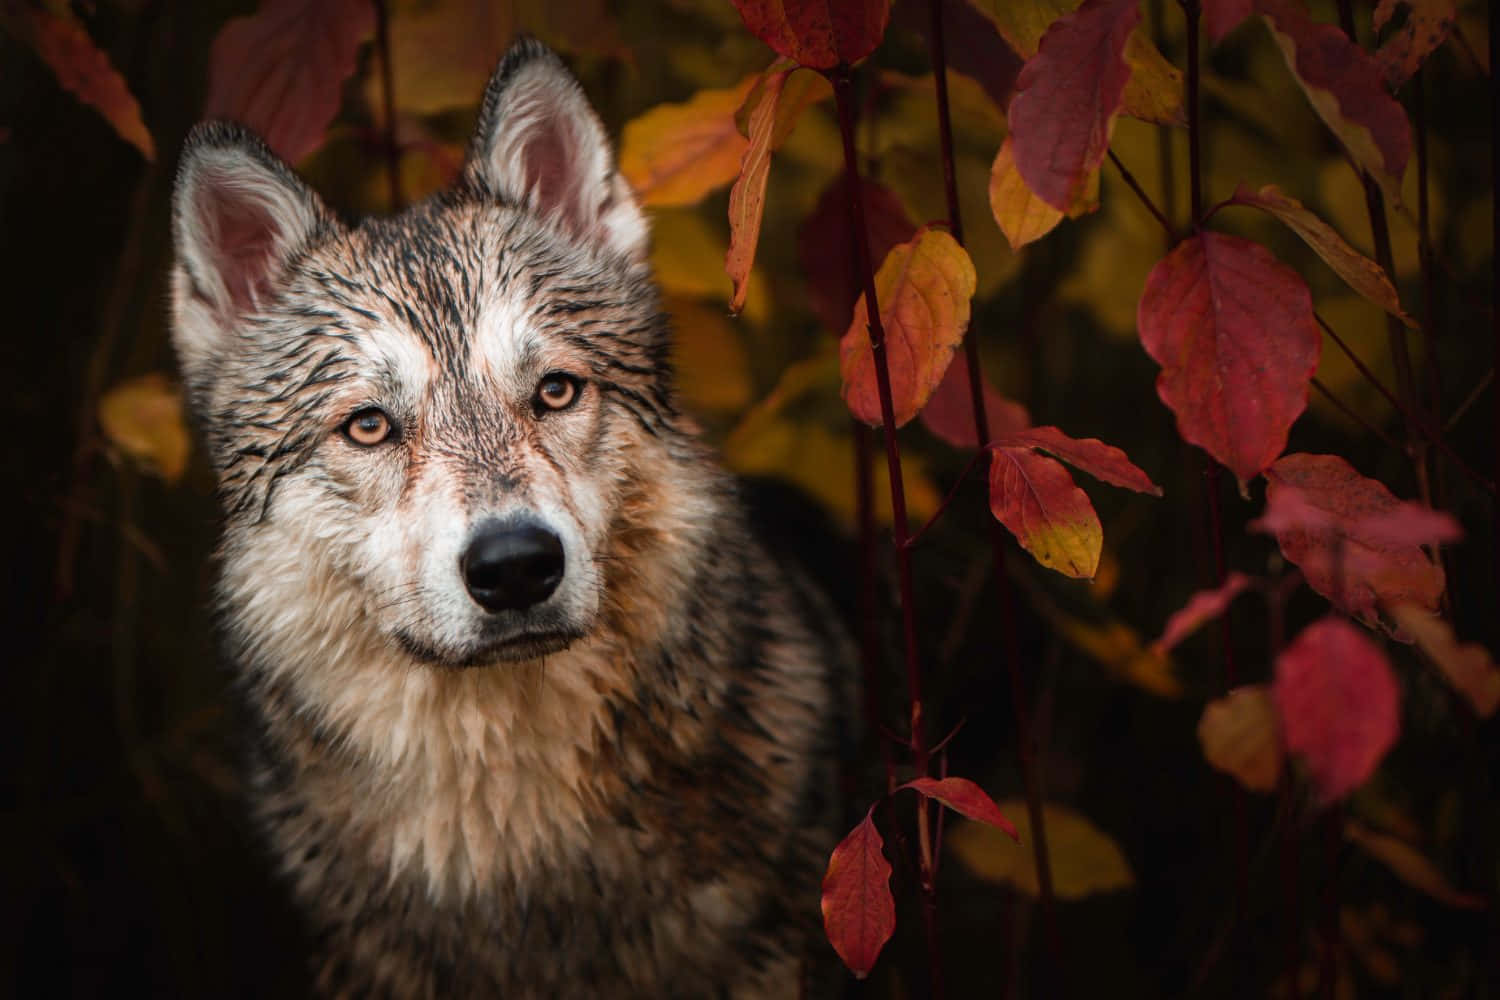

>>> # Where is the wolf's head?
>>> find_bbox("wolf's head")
[171,41,697,671]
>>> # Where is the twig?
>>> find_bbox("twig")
[373,0,404,211]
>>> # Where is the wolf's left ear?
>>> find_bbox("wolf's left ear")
[465,39,648,264]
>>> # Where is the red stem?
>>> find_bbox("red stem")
[926,0,1064,982]
[831,65,939,993]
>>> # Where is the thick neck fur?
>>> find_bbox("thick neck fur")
[219,430,734,904]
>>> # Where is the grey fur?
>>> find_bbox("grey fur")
[171,39,849,999]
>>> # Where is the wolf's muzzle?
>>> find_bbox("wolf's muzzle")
[461,519,565,612]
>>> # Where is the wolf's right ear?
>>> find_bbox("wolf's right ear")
[171,123,333,380]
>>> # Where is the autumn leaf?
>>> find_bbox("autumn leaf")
[1373,0,1456,88]
[1198,685,1283,792]
[947,800,1134,900]
[24,9,155,161]
[1259,454,1447,633]
[919,351,1032,448]
[1387,604,1500,718]
[989,137,1063,249]
[1007,0,1139,212]
[666,296,753,414]
[98,373,190,484]
[800,176,917,336]
[1226,184,1416,327]
[1274,617,1400,803]
[733,0,890,70]
[900,777,1020,839]
[619,77,757,208]
[997,426,1162,495]
[821,808,894,979]
[840,228,977,428]
[726,63,828,313]
[1137,232,1321,489]
[989,446,1102,579]
[1345,821,1486,909]
[974,0,1184,125]
[1258,0,1411,204]
[1154,572,1255,655]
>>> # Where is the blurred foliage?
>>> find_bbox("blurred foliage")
[2,0,1496,996]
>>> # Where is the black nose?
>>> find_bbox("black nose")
[461,521,565,612]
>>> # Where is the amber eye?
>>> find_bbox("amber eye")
[535,373,581,413]
[343,408,394,446]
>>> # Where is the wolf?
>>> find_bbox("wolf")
[169,39,849,999]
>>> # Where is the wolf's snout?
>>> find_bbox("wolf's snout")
[461,521,565,612]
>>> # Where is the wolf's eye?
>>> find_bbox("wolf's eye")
[343,408,394,447]
[535,373,581,413]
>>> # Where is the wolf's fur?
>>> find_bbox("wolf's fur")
[171,40,847,998]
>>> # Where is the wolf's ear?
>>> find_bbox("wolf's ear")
[171,123,333,379]
[464,39,648,264]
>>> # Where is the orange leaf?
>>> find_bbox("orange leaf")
[988,136,1063,249]
[1228,184,1416,327]
[840,228,976,428]
[733,0,890,70]
[25,10,155,161]
[989,446,1102,579]
[1388,604,1500,718]
[206,0,374,164]
[1137,233,1320,490]
[1259,454,1447,634]
[820,808,894,978]
[726,63,828,313]
[619,78,757,208]
[98,373,190,484]
[1197,685,1283,793]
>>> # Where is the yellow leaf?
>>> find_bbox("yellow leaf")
[989,136,1063,249]
[1388,604,1500,718]
[98,373,190,484]
[666,296,753,415]
[1198,685,1283,792]
[841,229,977,428]
[651,209,769,323]
[1345,821,1486,909]
[619,77,758,208]
[948,800,1134,900]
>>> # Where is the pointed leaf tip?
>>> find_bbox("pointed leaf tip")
[900,777,1020,840]
[821,809,895,978]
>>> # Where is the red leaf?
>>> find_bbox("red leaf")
[989,446,1102,580]
[26,10,155,160]
[840,229,977,428]
[1273,617,1400,802]
[1260,454,1447,633]
[900,777,1020,840]
[733,0,890,70]
[1258,0,1411,201]
[1353,503,1463,548]
[1007,0,1140,211]
[919,352,1031,448]
[1137,233,1320,489]
[1204,0,1255,42]
[996,426,1162,496]
[1154,572,1255,655]
[206,0,375,164]
[821,808,895,979]
[1374,0,1456,88]
[800,177,918,336]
